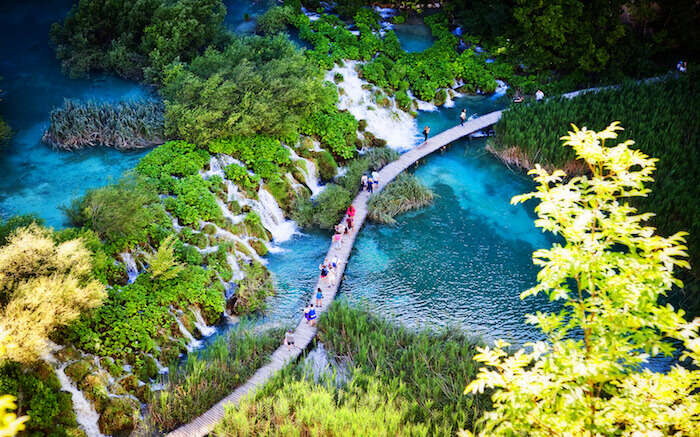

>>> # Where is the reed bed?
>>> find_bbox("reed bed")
[147,325,285,432]
[368,173,435,224]
[492,73,699,279]
[317,301,489,436]
[43,98,166,151]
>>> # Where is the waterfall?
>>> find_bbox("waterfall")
[174,314,202,351]
[120,252,139,283]
[327,61,420,151]
[491,80,509,99]
[443,89,455,108]
[256,188,296,242]
[226,252,245,281]
[56,362,106,437]
[286,147,324,197]
[191,307,216,337]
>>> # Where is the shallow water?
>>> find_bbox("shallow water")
[392,16,435,53]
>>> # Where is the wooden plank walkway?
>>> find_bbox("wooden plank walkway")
[165,111,504,437]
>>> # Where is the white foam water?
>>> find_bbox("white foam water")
[256,188,296,242]
[328,61,420,151]
[51,359,106,437]
[192,307,216,337]
[120,252,139,283]
[226,252,245,281]
[287,147,324,197]
[492,79,509,99]
[174,314,202,351]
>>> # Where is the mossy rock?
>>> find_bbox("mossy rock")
[358,119,368,131]
[314,151,338,182]
[338,87,345,96]
[134,355,159,382]
[33,360,60,390]
[98,397,139,436]
[159,344,181,365]
[201,223,217,235]
[361,83,373,91]
[110,381,128,396]
[66,427,88,437]
[227,200,242,215]
[291,168,307,186]
[118,374,139,392]
[250,239,268,257]
[56,345,81,362]
[434,89,447,106]
[300,137,315,154]
[235,241,253,258]
[100,357,123,379]
[134,383,153,404]
[333,72,344,83]
[57,391,78,427]
[265,176,295,213]
[244,212,270,241]
[65,359,93,383]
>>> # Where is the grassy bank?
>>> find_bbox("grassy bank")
[490,73,699,291]
[368,173,435,224]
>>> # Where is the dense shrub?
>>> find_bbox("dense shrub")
[232,261,275,314]
[209,135,291,181]
[256,5,295,35]
[0,362,79,435]
[166,175,223,226]
[314,150,338,182]
[137,140,211,192]
[299,108,358,159]
[161,35,334,144]
[63,174,172,249]
[50,0,227,82]
[0,214,44,246]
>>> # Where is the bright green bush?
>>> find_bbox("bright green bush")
[315,150,338,182]
[224,163,260,195]
[209,135,291,181]
[232,261,275,314]
[166,175,222,226]
[299,108,358,159]
[214,377,431,436]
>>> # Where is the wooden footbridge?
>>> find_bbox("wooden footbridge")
[166,80,628,436]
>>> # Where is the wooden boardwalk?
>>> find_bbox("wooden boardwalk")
[165,112,503,437]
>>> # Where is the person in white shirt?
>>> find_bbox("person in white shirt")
[535,89,544,101]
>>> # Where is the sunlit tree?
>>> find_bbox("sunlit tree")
[0,224,105,363]
[464,122,699,436]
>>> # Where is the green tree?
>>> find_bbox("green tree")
[464,123,699,436]
[512,0,627,73]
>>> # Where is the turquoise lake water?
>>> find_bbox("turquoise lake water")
[0,2,675,371]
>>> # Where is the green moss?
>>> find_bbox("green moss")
[135,355,159,382]
[100,357,123,379]
[98,397,139,436]
[227,200,241,215]
[249,239,268,257]
[434,88,447,106]
[201,223,217,235]
[244,212,270,241]
[315,151,338,182]
[64,360,93,383]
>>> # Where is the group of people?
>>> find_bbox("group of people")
[361,171,380,193]
[511,89,544,104]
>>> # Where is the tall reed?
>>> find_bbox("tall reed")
[147,325,285,432]
[43,98,166,151]
[368,173,435,224]
[317,301,489,436]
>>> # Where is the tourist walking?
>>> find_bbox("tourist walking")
[535,89,544,102]
[327,269,336,286]
[346,215,353,230]
[320,262,329,283]
[423,125,430,142]
[284,329,295,351]
[335,222,345,235]
[361,174,368,191]
[371,170,379,189]
[367,176,374,193]
[460,108,467,126]
[304,304,311,325]
[333,231,343,249]
[308,304,317,326]
[347,204,355,218]
[316,287,323,307]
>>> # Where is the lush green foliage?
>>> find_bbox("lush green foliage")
[43,98,165,151]
[231,261,275,314]
[224,163,260,195]
[319,301,489,435]
[299,108,358,159]
[209,135,291,180]
[137,140,211,192]
[368,173,435,224]
[492,75,700,277]
[63,174,172,249]
[0,224,106,363]
[144,235,185,281]
[0,362,76,436]
[314,150,338,182]
[465,123,699,436]
[214,376,431,436]
[165,175,223,226]
[256,5,296,35]
[50,0,227,81]
[161,34,334,144]
[293,184,351,230]
[148,326,284,431]
[67,263,222,359]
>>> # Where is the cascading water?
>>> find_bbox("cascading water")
[287,147,324,197]
[120,252,139,283]
[174,314,202,351]
[327,61,421,151]
[192,307,217,337]
[55,362,106,437]
[255,188,296,243]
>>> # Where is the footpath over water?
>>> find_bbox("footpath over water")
[166,111,504,437]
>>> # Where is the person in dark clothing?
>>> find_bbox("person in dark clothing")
[423,125,430,142]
